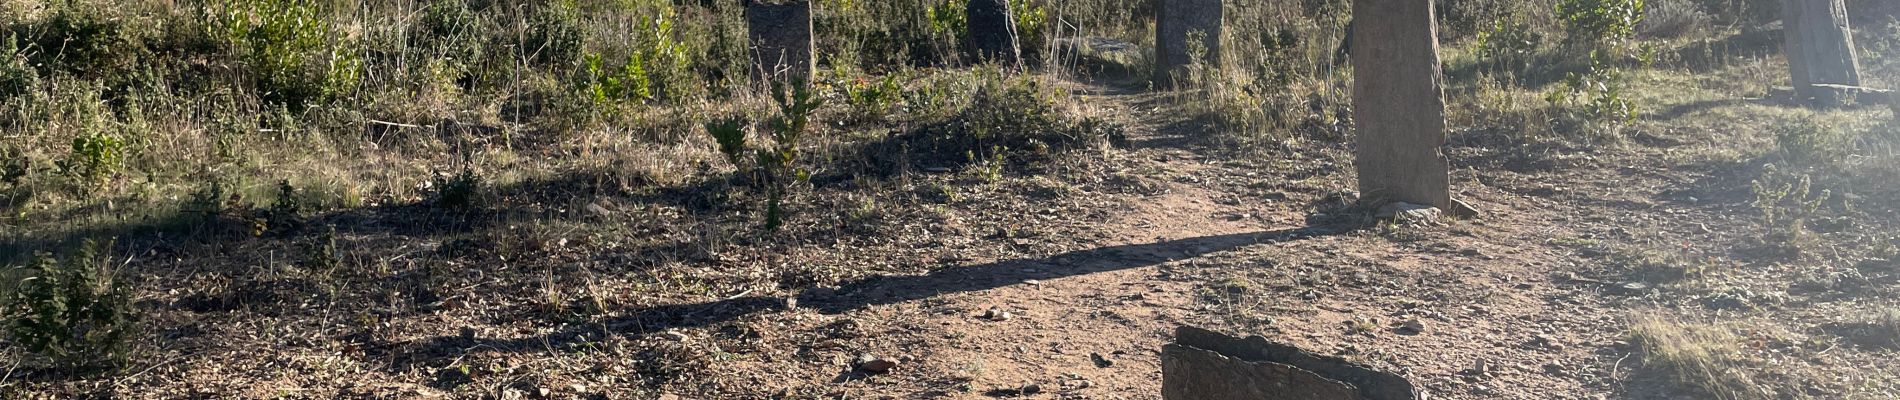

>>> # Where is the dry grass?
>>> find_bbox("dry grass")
[1626,315,1763,400]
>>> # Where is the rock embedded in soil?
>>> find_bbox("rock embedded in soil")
[1398,319,1427,335]
[1163,326,1424,400]
[1091,352,1115,368]
[1376,202,1443,225]
[982,307,1015,321]
[856,354,899,374]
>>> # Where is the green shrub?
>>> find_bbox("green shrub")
[701,81,824,230]
[0,33,36,102]
[9,7,147,82]
[525,2,586,67]
[1,146,24,187]
[1558,0,1646,44]
[205,0,362,110]
[705,117,748,167]
[1772,117,1844,165]
[578,0,696,104]
[759,81,825,229]
[1750,164,1831,254]
[1545,50,1638,139]
[841,73,904,124]
[5,239,135,374]
[433,165,485,210]
[265,180,305,235]
[1012,0,1049,62]
[57,129,126,186]
[1474,14,1545,74]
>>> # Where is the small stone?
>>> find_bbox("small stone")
[856,354,899,374]
[1020,383,1043,395]
[1398,319,1426,334]
[1023,279,1042,287]
[1542,362,1566,375]
[585,202,613,217]
[1091,352,1115,368]
[662,331,689,341]
[1532,334,1565,350]
[983,307,1014,321]
[1613,282,1651,295]
[1376,202,1443,224]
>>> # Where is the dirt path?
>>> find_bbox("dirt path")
[694,81,1636,399]
[37,77,1889,400]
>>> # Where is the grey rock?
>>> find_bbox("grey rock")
[1162,326,1424,400]
[856,354,899,374]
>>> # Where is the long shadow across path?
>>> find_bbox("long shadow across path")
[380,224,1349,376]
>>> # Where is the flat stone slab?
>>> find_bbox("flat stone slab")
[746,0,815,84]
[1162,326,1424,400]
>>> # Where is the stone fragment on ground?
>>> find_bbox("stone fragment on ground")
[1377,202,1443,225]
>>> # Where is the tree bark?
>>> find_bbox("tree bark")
[1783,0,1862,103]
[1350,0,1451,211]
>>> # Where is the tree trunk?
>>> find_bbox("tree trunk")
[1350,0,1451,211]
[1783,0,1862,103]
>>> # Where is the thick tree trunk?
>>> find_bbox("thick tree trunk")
[1153,0,1223,88]
[1783,0,1862,103]
[746,0,815,85]
[1350,0,1451,211]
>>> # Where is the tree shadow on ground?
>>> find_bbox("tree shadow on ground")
[372,224,1349,374]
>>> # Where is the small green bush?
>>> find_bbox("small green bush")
[760,81,825,229]
[205,0,363,110]
[705,117,748,166]
[0,33,36,102]
[1474,15,1545,74]
[1772,117,1844,165]
[1,146,25,187]
[9,7,147,82]
[265,180,305,235]
[5,239,135,374]
[1011,0,1049,62]
[1545,50,1638,139]
[57,129,126,186]
[701,81,824,229]
[579,0,696,104]
[525,3,586,67]
[433,165,485,210]
[841,74,904,124]
[1558,0,1646,45]
[1750,164,1831,254]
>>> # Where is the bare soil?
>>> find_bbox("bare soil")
[7,78,1898,400]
